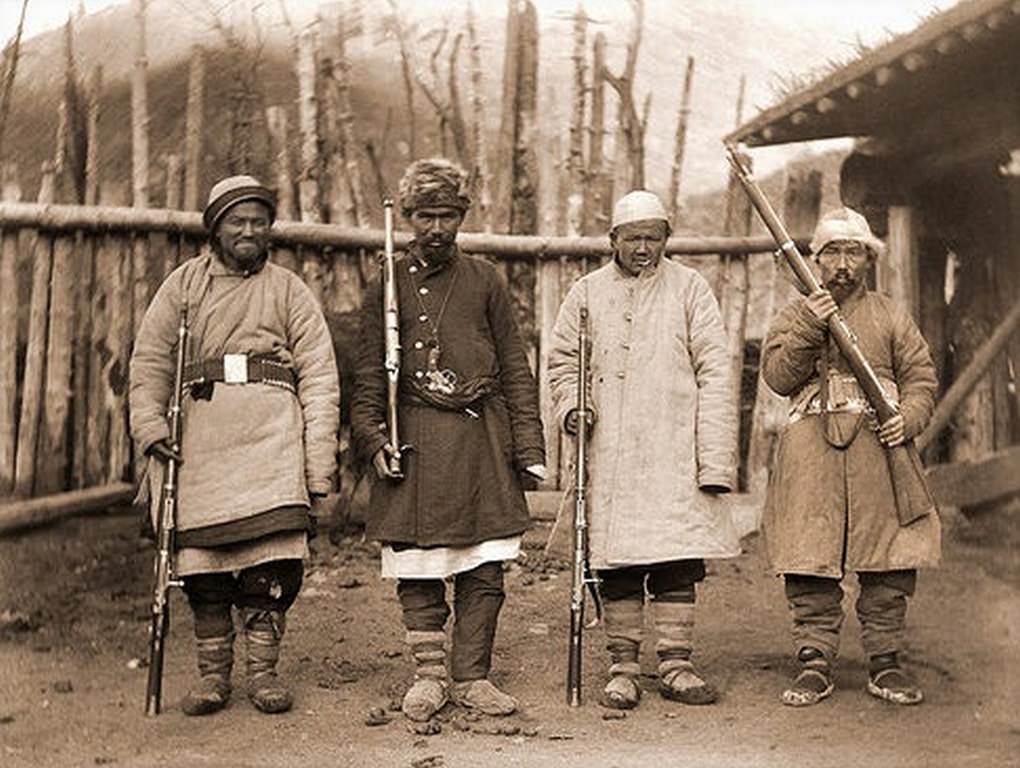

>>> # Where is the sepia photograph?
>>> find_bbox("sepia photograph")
[0,0,1017,765]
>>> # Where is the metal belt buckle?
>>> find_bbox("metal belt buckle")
[223,354,249,384]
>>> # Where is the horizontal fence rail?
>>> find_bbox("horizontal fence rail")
[0,202,806,257]
[0,203,810,503]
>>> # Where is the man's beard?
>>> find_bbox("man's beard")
[826,270,860,302]
[420,233,457,260]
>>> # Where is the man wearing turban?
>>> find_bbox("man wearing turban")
[351,158,546,721]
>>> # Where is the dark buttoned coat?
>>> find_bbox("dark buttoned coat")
[351,246,545,548]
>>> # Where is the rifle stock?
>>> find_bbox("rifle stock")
[724,143,934,525]
[145,303,187,716]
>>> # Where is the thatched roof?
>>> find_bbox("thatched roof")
[728,0,1020,147]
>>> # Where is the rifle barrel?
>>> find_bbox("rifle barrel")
[723,144,898,422]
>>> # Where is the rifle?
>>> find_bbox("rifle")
[382,198,405,479]
[567,305,602,707]
[724,143,933,525]
[145,303,188,716]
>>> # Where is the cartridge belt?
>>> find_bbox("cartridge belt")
[184,354,297,394]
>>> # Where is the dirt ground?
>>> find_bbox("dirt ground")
[1,500,1018,768]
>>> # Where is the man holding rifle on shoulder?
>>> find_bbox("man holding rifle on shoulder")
[547,190,739,710]
[129,175,340,717]
[760,206,940,707]
[351,158,545,722]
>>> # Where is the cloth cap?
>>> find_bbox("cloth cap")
[809,206,883,258]
[398,158,471,218]
[611,190,671,233]
[203,175,277,233]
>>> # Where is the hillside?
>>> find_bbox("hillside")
[3,0,856,226]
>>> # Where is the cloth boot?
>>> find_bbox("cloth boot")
[600,596,643,709]
[181,630,234,716]
[447,562,517,716]
[402,630,449,721]
[653,597,716,705]
[242,609,292,714]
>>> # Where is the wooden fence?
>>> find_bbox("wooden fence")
[0,201,790,500]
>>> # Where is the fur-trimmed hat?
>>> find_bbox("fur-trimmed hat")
[809,206,884,258]
[203,175,277,233]
[611,190,671,233]
[397,158,471,218]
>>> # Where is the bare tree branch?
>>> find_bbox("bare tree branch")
[0,0,30,164]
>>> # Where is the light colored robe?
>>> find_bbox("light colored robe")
[547,259,740,569]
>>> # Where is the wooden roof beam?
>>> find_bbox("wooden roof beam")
[816,96,837,114]
[902,52,927,72]
[985,10,1006,30]
[961,22,985,41]
[875,66,895,87]
[935,34,958,55]
[846,81,867,99]
[790,110,808,126]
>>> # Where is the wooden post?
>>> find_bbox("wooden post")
[107,233,133,483]
[495,0,522,235]
[298,24,321,223]
[131,0,150,208]
[13,163,56,495]
[918,299,1020,452]
[582,32,608,236]
[333,15,367,228]
[36,235,76,494]
[565,3,587,238]
[466,0,493,232]
[164,154,182,210]
[265,106,296,221]
[385,0,416,161]
[746,167,822,498]
[605,0,646,193]
[0,165,21,492]
[719,145,753,490]
[85,232,112,486]
[880,205,921,319]
[511,1,540,237]
[183,45,204,211]
[70,233,94,489]
[53,101,69,202]
[84,65,102,206]
[536,255,562,489]
[947,249,995,465]
[668,56,694,230]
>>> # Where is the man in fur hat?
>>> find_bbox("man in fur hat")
[130,175,340,716]
[761,206,940,707]
[547,190,738,710]
[351,158,546,721]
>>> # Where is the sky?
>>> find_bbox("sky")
[2,0,959,44]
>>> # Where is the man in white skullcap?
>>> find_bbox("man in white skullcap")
[547,190,738,709]
[761,206,939,708]
[130,175,340,716]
